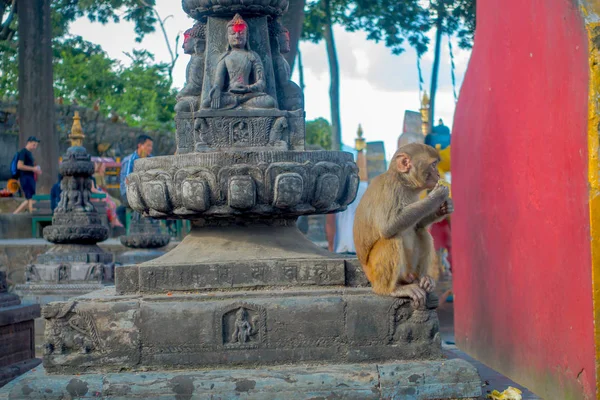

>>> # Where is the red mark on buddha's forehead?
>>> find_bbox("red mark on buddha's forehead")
[233,22,246,33]
[184,32,192,41]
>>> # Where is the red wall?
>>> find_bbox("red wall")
[452,0,596,398]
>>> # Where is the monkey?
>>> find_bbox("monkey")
[353,143,453,307]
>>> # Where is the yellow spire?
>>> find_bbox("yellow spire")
[69,111,85,147]
[355,124,366,151]
[420,91,431,136]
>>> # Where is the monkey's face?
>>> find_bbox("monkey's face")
[421,158,440,190]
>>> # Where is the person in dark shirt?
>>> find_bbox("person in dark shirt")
[13,136,42,214]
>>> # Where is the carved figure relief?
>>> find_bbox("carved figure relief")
[202,14,276,110]
[58,264,70,283]
[269,116,288,146]
[231,308,256,344]
[219,303,266,349]
[269,18,303,111]
[176,21,207,113]
[43,302,103,356]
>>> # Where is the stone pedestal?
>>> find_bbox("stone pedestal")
[117,211,171,266]
[0,2,482,398]
[0,272,41,388]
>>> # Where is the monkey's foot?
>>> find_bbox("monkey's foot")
[420,275,436,293]
[391,283,427,308]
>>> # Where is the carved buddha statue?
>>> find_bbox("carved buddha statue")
[270,19,303,111]
[175,22,207,113]
[202,14,276,110]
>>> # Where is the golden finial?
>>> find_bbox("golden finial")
[355,124,367,152]
[69,111,85,147]
[420,91,431,136]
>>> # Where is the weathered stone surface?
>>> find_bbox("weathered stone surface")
[184,0,290,20]
[43,146,109,245]
[115,221,349,294]
[177,110,305,154]
[41,287,442,374]
[0,271,41,388]
[0,240,178,287]
[42,297,140,373]
[127,151,358,220]
[0,359,482,399]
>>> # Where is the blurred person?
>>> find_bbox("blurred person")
[13,136,42,214]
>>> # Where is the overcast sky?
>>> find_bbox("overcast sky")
[70,1,471,160]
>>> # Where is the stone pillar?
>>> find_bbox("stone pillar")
[0,271,41,388]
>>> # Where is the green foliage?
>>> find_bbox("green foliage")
[306,117,332,150]
[50,0,157,42]
[54,39,176,131]
[0,39,17,95]
[302,0,476,55]
[0,0,175,131]
[0,35,176,132]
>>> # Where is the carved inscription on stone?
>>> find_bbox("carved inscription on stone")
[136,261,345,292]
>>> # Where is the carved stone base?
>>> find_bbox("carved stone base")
[176,109,305,154]
[116,220,351,294]
[24,244,114,285]
[116,249,168,266]
[41,287,443,375]
[0,359,482,399]
[126,151,358,220]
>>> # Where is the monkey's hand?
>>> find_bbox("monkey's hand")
[419,276,436,293]
[436,198,454,217]
[391,284,427,308]
[429,183,450,203]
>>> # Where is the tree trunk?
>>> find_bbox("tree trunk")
[282,0,306,71]
[323,0,341,151]
[297,47,306,92]
[18,0,57,194]
[429,10,444,133]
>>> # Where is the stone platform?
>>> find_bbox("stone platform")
[0,359,481,399]
[42,287,443,375]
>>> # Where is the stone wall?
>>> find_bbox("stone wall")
[0,100,176,180]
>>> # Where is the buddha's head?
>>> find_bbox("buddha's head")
[227,14,249,50]
[183,22,206,55]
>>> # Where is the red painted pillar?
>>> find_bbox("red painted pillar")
[452,0,597,398]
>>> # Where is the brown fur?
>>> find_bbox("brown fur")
[353,143,448,297]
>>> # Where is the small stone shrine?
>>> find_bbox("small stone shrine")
[15,113,114,352]
[0,271,41,388]
[1,2,481,398]
[117,213,171,265]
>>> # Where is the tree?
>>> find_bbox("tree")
[0,0,159,193]
[306,117,332,150]
[55,37,176,131]
[302,0,348,151]
[342,0,476,130]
